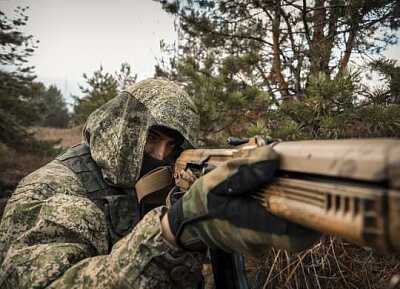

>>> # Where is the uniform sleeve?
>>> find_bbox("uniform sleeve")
[47,206,205,289]
[0,173,204,289]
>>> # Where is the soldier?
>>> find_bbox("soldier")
[0,78,319,288]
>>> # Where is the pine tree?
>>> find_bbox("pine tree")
[0,6,39,147]
[155,2,400,288]
[31,83,70,128]
[72,63,137,124]
[156,0,400,143]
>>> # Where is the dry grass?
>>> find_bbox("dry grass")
[248,237,400,289]
[30,126,83,149]
[1,126,82,193]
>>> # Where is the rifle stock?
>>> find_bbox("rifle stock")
[174,138,400,253]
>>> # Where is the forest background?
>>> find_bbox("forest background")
[1,1,400,288]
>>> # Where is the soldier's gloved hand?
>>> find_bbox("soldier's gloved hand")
[167,146,320,256]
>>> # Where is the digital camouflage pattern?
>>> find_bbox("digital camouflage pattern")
[0,78,204,288]
[83,78,199,187]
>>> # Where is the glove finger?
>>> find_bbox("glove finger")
[203,146,279,196]
[210,146,279,195]
[200,197,321,255]
[214,159,278,196]
[209,196,288,234]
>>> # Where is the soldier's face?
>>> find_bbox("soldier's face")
[144,128,179,160]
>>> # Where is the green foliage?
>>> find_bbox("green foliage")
[1,6,73,152]
[0,108,60,156]
[0,108,32,148]
[357,104,400,136]
[0,70,38,126]
[0,7,37,149]
[0,7,63,156]
[72,63,136,124]
[0,7,39,127]
[73,66,117,124]
[30,83,70,128]
[157,51,271,145]
[275,72,358,139]
[155,4,400,287]
[265,71,400,140]
[158,0,215,13]
[0,7,38,66]
[369,58,400,104]
[161,0,399,99]
[157,0,400,143]
[115,62,138,91]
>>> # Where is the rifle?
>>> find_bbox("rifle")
[172,137,400,288]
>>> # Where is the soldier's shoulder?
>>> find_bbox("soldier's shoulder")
[13,158,86,201]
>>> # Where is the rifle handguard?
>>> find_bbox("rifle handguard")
[174,138,400,253]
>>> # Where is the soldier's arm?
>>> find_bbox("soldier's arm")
[47,206,204,289]
[0,167,203,289]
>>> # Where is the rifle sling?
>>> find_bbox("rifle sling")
[135,166,173,203]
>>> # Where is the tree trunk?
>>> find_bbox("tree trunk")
[271,1,290,101]
[310,0,327,76]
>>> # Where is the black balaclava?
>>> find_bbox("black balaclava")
[139,152,176,178]
[139,125,184,178]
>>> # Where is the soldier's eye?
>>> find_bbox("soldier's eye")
[167,141,177,149]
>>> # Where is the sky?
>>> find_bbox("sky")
[0,0,178,106]
[1,0,400,107]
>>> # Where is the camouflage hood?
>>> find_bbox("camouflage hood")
[82,78,199,188]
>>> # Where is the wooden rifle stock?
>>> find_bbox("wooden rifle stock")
[174,138,400,253]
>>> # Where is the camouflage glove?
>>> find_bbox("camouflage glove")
[167,146,319,255]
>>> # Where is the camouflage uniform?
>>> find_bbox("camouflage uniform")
[0,79,204,289]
